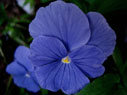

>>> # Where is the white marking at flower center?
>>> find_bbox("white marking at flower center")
[25,73,30,78]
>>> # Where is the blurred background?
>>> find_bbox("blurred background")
[0,0,127,95]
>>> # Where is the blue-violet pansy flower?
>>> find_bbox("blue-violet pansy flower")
[29,1,116,94]
[6,46,40,93]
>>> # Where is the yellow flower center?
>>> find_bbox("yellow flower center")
[62,56,70,64]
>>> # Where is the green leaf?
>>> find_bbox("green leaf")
[122,59,127,74]
[112,84,127,95]
[23,0,35,8]
[76,74,120,95]
[122,65,127,89]
[20,88,28,95]
[41,89,48,95]
[72,0,88,13]
[4,76,12,95]
[14,14,31,23]
[0,3,8,25]
[84,0,127,13]
[40,0,52,3]
[2,18,28,45]
[0,40,2,46]
[112,47,123,74]
[65,0,88,13]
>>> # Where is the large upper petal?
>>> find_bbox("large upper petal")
[29,1,90,51]
[35,62,90,94]
[69,45,106,78]
[87,12,116,57]
[30,36,67,67]
[14,46,33,72]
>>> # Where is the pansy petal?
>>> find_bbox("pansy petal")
[29,1,90,50]
[13,75,40,92]
[14,46,33,71]
[87,12,116,57]
[69,45,105,78]
[30,36,67,67]
[6,61,26,75]
[61,63,90,94]
[76,64,105,78]
[23,77,40,93]
[35,61,60,91]
[35,61,89,94]
[13,75,26,88]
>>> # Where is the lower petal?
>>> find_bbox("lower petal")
[35,61,90,94]
[35,61,60,92]
[13,75,40,93]
[13,75,26,88]
[24,77,40,93]
[61,63,90,94]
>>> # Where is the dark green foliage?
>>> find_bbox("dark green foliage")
[84,0,127,13]
[23,0,35,8]
[40,0,52,3]
[0,3,8,26]
[66,0,127,14]
[1,0,127,95]
[76,74,122,95]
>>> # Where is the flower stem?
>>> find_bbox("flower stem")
[5,76,12,95]
[0,47,7,64]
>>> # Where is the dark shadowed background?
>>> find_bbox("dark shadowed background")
[0,0,127,95]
